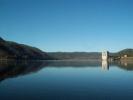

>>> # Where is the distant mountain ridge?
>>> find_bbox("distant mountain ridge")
[0,37,52,60]
[48,52,101,60]
[0,37,102,60]
[0,37,132,60]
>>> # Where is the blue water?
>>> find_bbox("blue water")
[0,61,133,100]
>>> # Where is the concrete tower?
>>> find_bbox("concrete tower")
[102,51,108,60]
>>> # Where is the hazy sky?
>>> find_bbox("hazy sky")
[0,0,133,52]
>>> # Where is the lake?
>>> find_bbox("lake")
[0,60,133,100]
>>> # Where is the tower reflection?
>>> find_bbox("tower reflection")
[102,60,109,70]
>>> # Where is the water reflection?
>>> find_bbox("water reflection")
[116,60,133,71]
[0,60,133,82]
[101,60,133,71]
[102,60,109,70]
[0,60,48,82]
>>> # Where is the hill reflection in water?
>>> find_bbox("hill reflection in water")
[0,60,133,82]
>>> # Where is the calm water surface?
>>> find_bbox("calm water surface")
[0,60,133,100]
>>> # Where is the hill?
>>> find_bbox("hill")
[0,37,133,61]
[117,49,133,57]
[0,37,52,60]
[48,52,101,60]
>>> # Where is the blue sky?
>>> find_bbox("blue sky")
[0,0,133,52]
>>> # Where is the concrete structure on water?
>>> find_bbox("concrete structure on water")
[102,51,109,61]
[102,51,109,70]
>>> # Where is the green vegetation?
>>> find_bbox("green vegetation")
[48,52,101,60]
[0,37,52,60]
[117,49,133,57]
[0,37,133,60]
[110,49,133,60]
